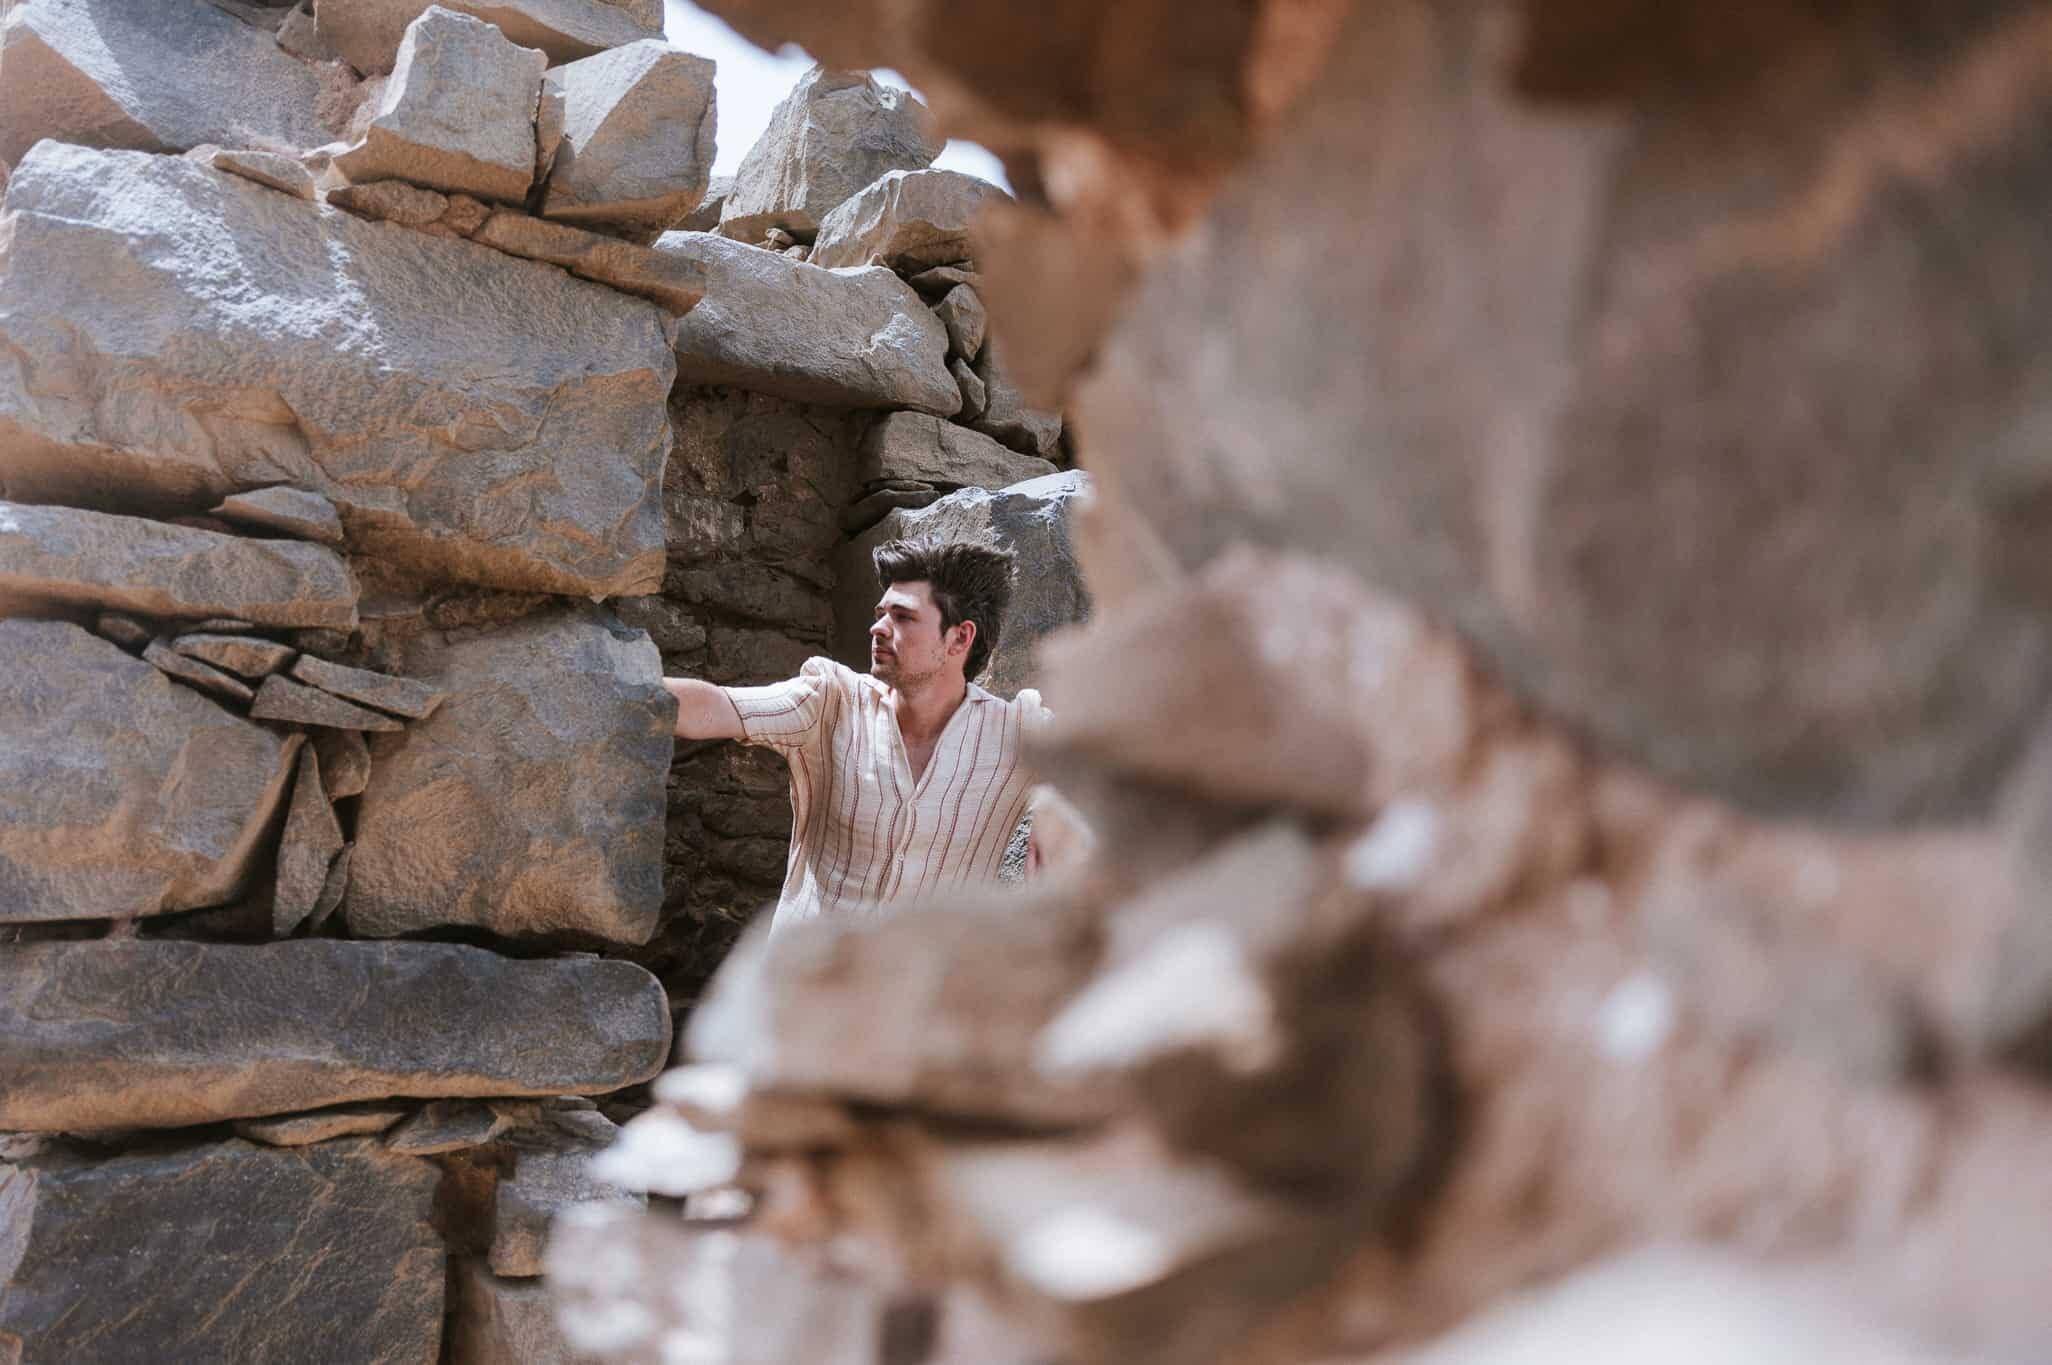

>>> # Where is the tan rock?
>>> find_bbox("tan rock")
[857,411,1055,490]
[275,746,346,935]
[933,283,987,360]
[540,40,716,236]
[808,167,1008,271]
[386,1099,514,1154]
[328,176,451,223]
[718,65,937,242]
[192,145,319,199]
[173,631,298,678]
[310,842,354,930]
[233,1103,409,1146]
[212,485,347,544]
[316,728,373,798]
[969,337,1061,458]
[950,354,987,422]
[451,1261,591,1364]
[315,0,663,76]
[93,611,152,650]
[252,674,407,730]
[142,637,257,702]
[292,653,446,718]
[473,208,706,311]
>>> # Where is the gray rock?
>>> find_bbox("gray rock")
[275,746,346,935]
[472,208,707,312]
[310,842,353,930]
[386,1099,513,1153]
[193,145,319,199]
[675,172,732,231]
[0,0,347,166]
[950,354,987,422]
[0,144,673,598]
[0,940,672,1129]
[655,230,958,412]
[274,0,340,61]
[840,484,941,536]
[335,6,545,203]
[315,0,663,76]
[142,637,257,702]
[858,412,1056,491]
[316,728,373,798]
[933,283,986,360]
[212,485,346,545]
[291,654,446,718]
[0,620,303,923]
[233,1102,409,1146]
[346,605,674,945]
[327,175,450,223]
[0,500,358,630]
[252,674,408,730]
[173,632,298,678]
[718,66,937,242]
[808,167,1008,271]
[451,1261,584,1365]
[491,1143,637,1276]
[93,611,152,650]
[906,263,981,297]
[540,40,716,236]
[970,338,1062,458]
[837,472,1090,698]
[0,1138,443,1363]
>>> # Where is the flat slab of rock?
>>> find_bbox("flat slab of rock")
[336,6,545,203]
[0,1138,443,1363]
[275,746,346,935]
[541,40,716,236]
[656,231,958,412]
[0,620,302,923]
[0,939,671,1129]
[292,654,445,718]
[174,632,298,678]
[252,674,408,731]
[473,209,707,312]
[142,637,257,702]
[328,176,451,224]
[0,500,358,630]
[212,485,346,545]
[386,1099,514,1154]
[719,65,937,242]
[0,143,672,598]
[858,412,1056,491]
[0,0,346,166]
[317,0,663,75]
[346,605,673,945]
[193,145,319,200]
[234,1103,409,1146]
[809,168,1008,271]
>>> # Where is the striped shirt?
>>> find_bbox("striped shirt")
[725,657,1050,932]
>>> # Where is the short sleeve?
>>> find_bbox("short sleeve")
[723,656,843,754]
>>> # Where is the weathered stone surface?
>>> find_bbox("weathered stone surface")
[0,0,346,166]
[292,653,445,718]
[452,1261,589,1365]
[0,1138,443,1363]
[0,501,358,630]
[212,485,346,545]
[335,6,545,202]
[234,1102,408,1146]
[719,66,937,242]
[809,168,1007,271]
[252,674,408,731]
[838,471,1090,698]
[858,412,1055,490]
[0,940,672,1129]
[275,747,346,935]
[970,338,1061,458]
[540,40,716,235]
[0,144,673,598]
[951,354,987,422]
[676,172,732,231]
[311,842,354,929]
[174,631,297,678]
[934,283,987,360]
[386,1099,513,1154]
[906,263,980,297]
[491,1142,637,1276]
[316,0,663,76]
[93,611,152,649]
[473,209,706,311]
[194,145,319,199]
[840,484,941,535]
[656,231,958,412]
[316,728,373,798]
[347,605,674,944]
[142,637,257,702]
[0,620,302,923]
[327,175,450,223]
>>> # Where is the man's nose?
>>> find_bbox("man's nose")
[869,617,888,639]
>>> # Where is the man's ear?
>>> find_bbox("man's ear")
[948,619,977,658]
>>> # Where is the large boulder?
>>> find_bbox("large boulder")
[857,411,1056,490]
[334,5,547,203]
[316,0,664,75]
[540,40,717,237]
[0,501,358,630]
[836,472,1090,698]
[345,605,674,945]
[0,620,303,923]
[0,1138,444,1364]
[655,231,959,413]
[808,168,1007,271]
[0,143,673,598]
[718,66,938,243]
[0,0,348,166]
[0,940,672,1129]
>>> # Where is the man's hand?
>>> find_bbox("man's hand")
[665,678,746,741]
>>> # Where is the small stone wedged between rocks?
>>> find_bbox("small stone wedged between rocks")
[275,744,346,935]
[212,485,347,544]
[292,653,445,718]
[253,673,408,730]
[175,631,298,678]
[473,208,707,311]
[808,167,1008,271]
[540,39,717,236]
[315,0,664,76]
[143,637,258,702]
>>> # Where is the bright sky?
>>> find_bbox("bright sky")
[662,1,1010,189]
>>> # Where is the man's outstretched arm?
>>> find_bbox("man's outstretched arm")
[664,677,746,740]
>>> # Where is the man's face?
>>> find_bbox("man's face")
[869,581,957,686]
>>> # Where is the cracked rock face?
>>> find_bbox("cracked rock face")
[541,39,717,236]
[0,142,673,599]
[808,167,1009,272]
[857,411,1056,490]
[315,0,665,75]
[0,620,303,924]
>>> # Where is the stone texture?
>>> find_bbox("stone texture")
[0,144,671,599]
[0,620,302,923]
[452,1261,590,1365]
[906,263,980,297]
[950,354,987,422]
[233,1103,408,1146]
[676,172,732,231]
[0,940,672,1129]
[346,605,674,945]
[315,0,664,75]
[491,1142,636,1276]
[656,230,959,412]
[718,65,937,242]
[141,637,256,702]
[0,1138,443,1363]
[212,485,346,545]
[0,500,358,630]
[472,209,707,311]
[386,1099,513,1154]
[540,40,716,236]
[933,283,987,360]
[316,728,373,798]
[808,168,1007,271]
[252,674,407,731]
[837,471,1090,699]
[93,612,152,650]
[858,411,1056,490]
[970,338,1062,458]
[275,746,346,935]
[292,654,446,718]
[194,145,319,199]
[173,631,298,678]
[335,6,545,202]
[327,175,450,223]
[0,0,347,166]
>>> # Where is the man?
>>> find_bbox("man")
[665,538,1051,931]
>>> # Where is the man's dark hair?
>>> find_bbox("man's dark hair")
[873,538,1016,681]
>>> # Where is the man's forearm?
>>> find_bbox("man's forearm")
[664,677,746,740]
